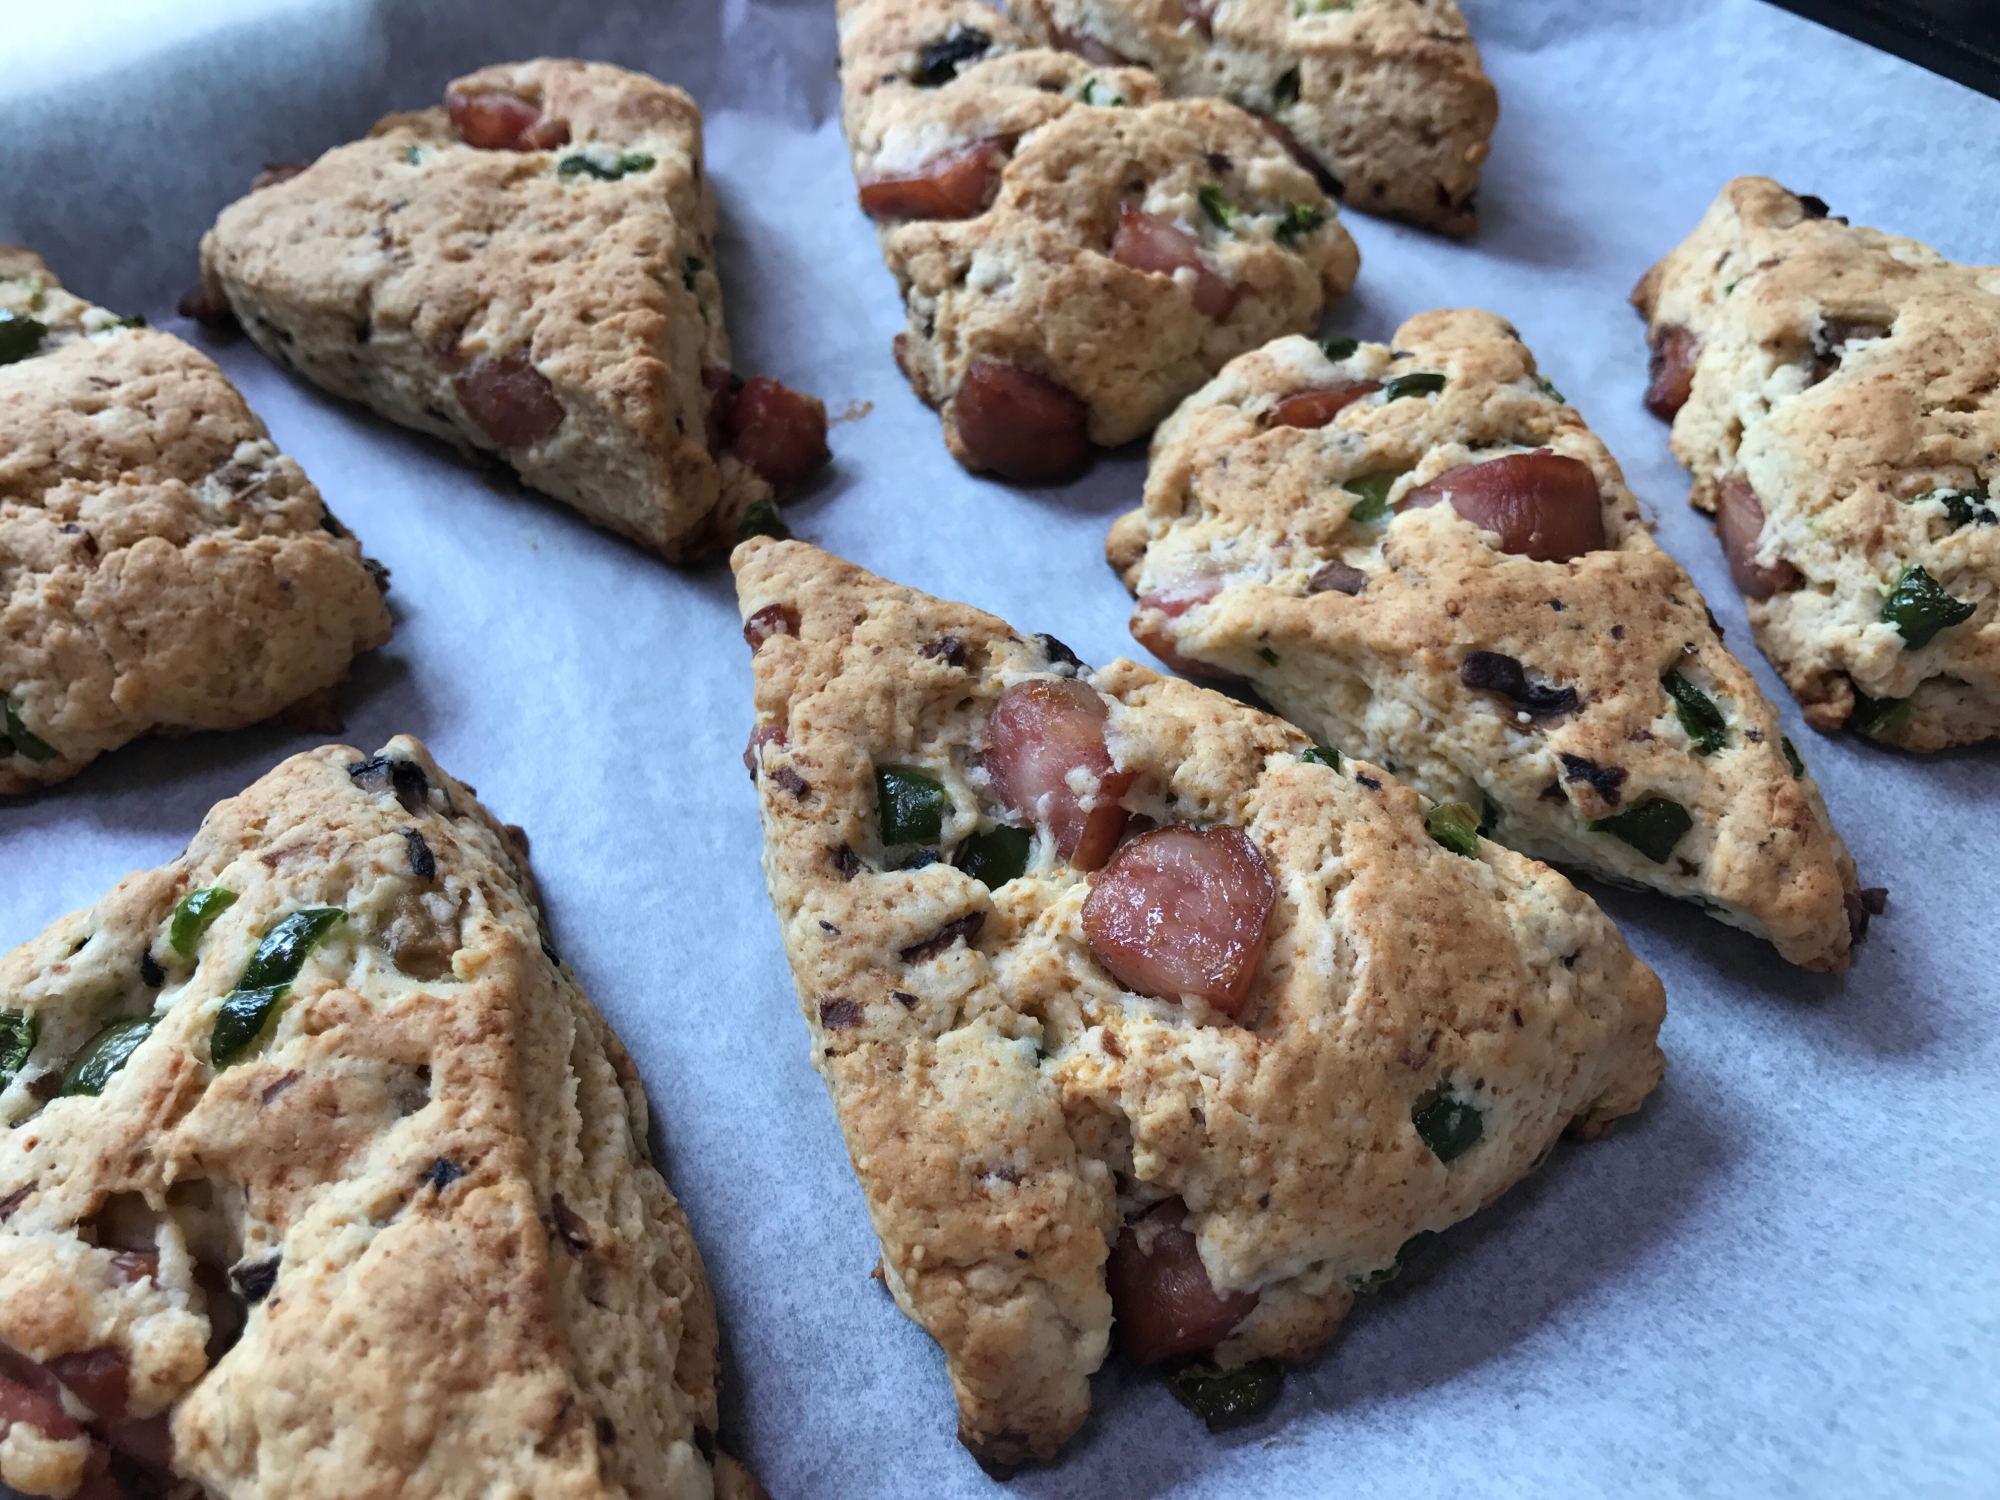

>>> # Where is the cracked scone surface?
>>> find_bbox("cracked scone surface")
[0,249,391,796]
[0,736,758,1500]
[198,59,772,561]
[839,0,1358,464]
[1634,176,2000,751]
[736,538,1664,1465]
[1107,309,1861,970]
[1009,0,1496,235]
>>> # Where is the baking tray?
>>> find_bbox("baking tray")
[2,1,1996,1495]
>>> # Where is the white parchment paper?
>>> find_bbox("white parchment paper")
[3,2,1997,1495]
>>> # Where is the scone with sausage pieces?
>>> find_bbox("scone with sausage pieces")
[737,538,1665,1468]
[1009,0,1497,236]
[196,59,828,562]
[838,0,1358,481]
[1634,177,2000,751]
[0,249,391,796]
[1107,310,1868,970]
[0,736,761,1500]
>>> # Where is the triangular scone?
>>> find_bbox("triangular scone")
[1008,0,1497,236]
[737,538,1664,1468]
[0,249,392,795]
[0,737,761,1500]
[1633,177,2000,751]
[196,59,827,561]
[1106,310,1868,970]
[838,0,1358,480]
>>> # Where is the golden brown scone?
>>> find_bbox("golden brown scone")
[1008,0,1497,235]
[1107,310,1868,970]
[0,736,755,1499]
[736,538,1665,1468]
[837,0,1358,478]
[0,249,391,796]
[1633,177,2000,751]
[197,59,827,563]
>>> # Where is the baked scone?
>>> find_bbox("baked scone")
[195,59,828,562]
[0,736,761,1500]
[1008,0,1497,236]
[1633,177,2000,751]
[837,0,1359,480]
[737,538,1665,1468]
[1106,310,1869,970]
[1,249,392,797]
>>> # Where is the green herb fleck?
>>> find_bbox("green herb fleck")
[737,498,790,542]
[110,314,146,329]
[1849,690,1912,742]
[1912,487,1995,530]
[1662,669,1727,755]
[877,766,947,846]
[1345,472,1398,522]
[956,825,1030,888]
[1198,184,1237,230]
[1079,75,1126,107]
[1588,796,1693,864]
[211,908,345,1068]
[1165,1359,1283,1431]
[3,696,57,763]
[1536,375,1565,403]
[61,1017,156,1097]
[1412,1086,1483,1163]
[1384,372,1446,402]
[558,151,656,181]
[1300,744,1342,772]
[0,1011,36,1094]
[403,144,423,165]
[170,887,238,959]
[1881,564,1975,650]
[1424,802,1481,859]
[1256,646,1280,666]
[1782,735,1805,778]
[1272,67,1301,111]
[1319,336,1358,362]
[1722,278,1740,296]
[0,310,48,365]
[1273,203,1324,246]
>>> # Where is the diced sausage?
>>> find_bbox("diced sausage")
[1109,205,1236,321]
[107,1252,158,1286]
[1106,1199,1258,1365]
[724,377,830,490]
[1714,475,1801,598]
[1401,450,1607,563]
[453,354,565,449]
[1082,825,1274,1015]
[1644,325,1699,420]
[445,90,570,151]
[48,1348,129,1423]
[1307,560,1367,595]
[177,284,237,329]
[1270,379,1381,430]
[251,161,309,191]
[0,1367,81,1442]
[743,724,786,778]
[100,1411,172,1471]
[857,141,1004,221]
[985,679,1132,868]
[951,357,1091,483]
[1253,117,1343,198]
[1131,575,1239,681]
[743,604,800,650]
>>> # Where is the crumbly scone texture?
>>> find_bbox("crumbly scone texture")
[0,736,753,1500]
[1009,0,1495,235]
[0,249,391,796]
[1633,176,2000,751]
[1106,310,1861,969]
[736,538,1665,1466]
[198,59,771,561]
[838,0,1359,454]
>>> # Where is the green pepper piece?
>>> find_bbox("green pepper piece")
[1164,1358,1283,1431]
[1536,375,1566,403]
[1256,646,1280,666]
[403,144,423,165]
[236,908,345,993]
[1384,372,1446,402]
[1273,203,1324,246]
[0,310,48,365]
[169,887,238,959]
[60,1016,156,1097]
[1079,75,1126,107]
[557,151,656,181]
[1345,472,1398,523]
[211,987,287,1069]
[3,696,57,762]
[1197,184,1236,230]
[1299,744,1342,771]
[1351,1229,1436,1293]
[1424,802,1480,859]
[1272,67,1300,110]
[1662,669,1727,755]
[738,498,790,541]
[1319,336,1358,362]
[1881,564,1975,650]
[877,767,947,846]
[957,825,1030,888]
[0,1011,36,1094]
[1782,735,1805,778]
[1849,690,1912,741]
[1913,487,1993,530]
[1412,1087,1482,1162]
[1588,796,1693,864]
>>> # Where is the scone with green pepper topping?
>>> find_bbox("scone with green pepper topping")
[1106,309,1869,970]
[838,0,1358,481]
[737,538,1664,1468]
[0,736,761,1500]
[1634,177,2000,751]
[195,58,828,562]
[1008,0,1497,236]
[0,248,392,796]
